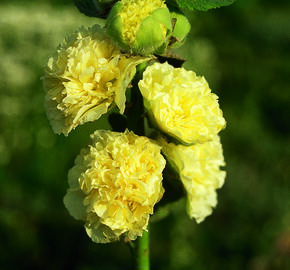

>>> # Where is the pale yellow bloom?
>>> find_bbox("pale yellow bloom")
[159,136,226,223]
[43,24,147,135]
[139,62,226,145]
[64,130,166,243]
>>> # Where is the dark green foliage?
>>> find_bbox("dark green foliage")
[108,112,127,132]
[157,53,186,67]
[73,0,117,18]
[168,0,236,11]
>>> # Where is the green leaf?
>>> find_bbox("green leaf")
[73,0,117,18]
[175,0,236,11]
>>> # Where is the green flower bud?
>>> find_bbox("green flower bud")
[168,9,191,48]
[106,0,172,55]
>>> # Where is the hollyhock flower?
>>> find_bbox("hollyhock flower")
[64,129,166,243]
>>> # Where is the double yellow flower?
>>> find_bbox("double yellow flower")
[139,62,226,145]
[43,24,147,136]
[64,130,165,243]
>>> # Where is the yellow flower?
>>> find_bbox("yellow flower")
[43,24,147,135]
[64,129,166,243]
[106,0,171,55]
[138,62,226,145]
[159,135,226,223]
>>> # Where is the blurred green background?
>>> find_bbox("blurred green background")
[0,0,289,269]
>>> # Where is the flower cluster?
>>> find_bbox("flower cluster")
[44,0,227,244]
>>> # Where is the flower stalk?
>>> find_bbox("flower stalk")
[128,63,151,269]
[135,229,150,270]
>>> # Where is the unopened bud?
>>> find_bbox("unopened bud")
[106,0,172,55]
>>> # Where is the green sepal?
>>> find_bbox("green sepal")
[132,7,172,55]
[151,7,172,31]
[154,42,169,56]
[106,2,130,51]
[169,9,191,48]
[133,16,163,55]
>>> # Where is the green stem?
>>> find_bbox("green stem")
[126,63,147,136]
[135,229,150,270]
[125,62,150,269]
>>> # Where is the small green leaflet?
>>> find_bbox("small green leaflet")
[175,0,236,11]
